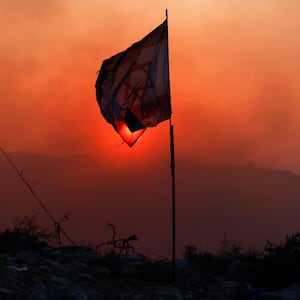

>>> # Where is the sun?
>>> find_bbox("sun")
[117,122,146,147]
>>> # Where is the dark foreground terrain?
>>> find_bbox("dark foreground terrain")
[1,228,300,300]
[2,152,300,299]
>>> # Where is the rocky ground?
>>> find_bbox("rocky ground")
[0,244,203,299]
[0,243,300,299]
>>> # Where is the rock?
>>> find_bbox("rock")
[4,242,300,299]
[97,266,111,276]
[261,284,300,299]
[155,286,184,300]
[48,275,73,286]
[76,272,95,282]
[43,258,69,276]
[15,249,42,265]
[6,264,28,272]
[120,254,145,264]
[27,283,48,300]
[0,287,14,297]
[70,286,104,300]
[222,281,240,298]
[225,259,256,282]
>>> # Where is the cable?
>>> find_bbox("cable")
[0,146,76,246]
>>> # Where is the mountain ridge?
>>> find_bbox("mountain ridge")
[1,151,300,257]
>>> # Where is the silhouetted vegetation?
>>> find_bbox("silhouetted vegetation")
[2,214,300,292]
[96,223,138,255]
[256,232,300,289]
[95,223,171,281]
[0,213,55,253]
[184,232,300,290]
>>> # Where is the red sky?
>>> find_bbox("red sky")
[2,1,300,257]
[1,0,300,171]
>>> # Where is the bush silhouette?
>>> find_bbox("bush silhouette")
[255,232,300,289]
[0,213,54,253]
[184,232,300,290]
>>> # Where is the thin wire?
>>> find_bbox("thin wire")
[0,146,76,245]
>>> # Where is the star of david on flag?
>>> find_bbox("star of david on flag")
[95,19,171,146]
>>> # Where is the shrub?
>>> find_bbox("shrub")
[0,213,55,253]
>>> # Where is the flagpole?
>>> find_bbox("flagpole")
[166,8,176,283]
[170,121,176,283]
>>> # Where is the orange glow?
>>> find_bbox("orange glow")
[116,122,146,147]
[2,0,300,259]
[0,1,300,171]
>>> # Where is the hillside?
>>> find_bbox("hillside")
[1,152,300,257]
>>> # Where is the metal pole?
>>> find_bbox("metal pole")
[170,123,176,282]
[165,8,176,282]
